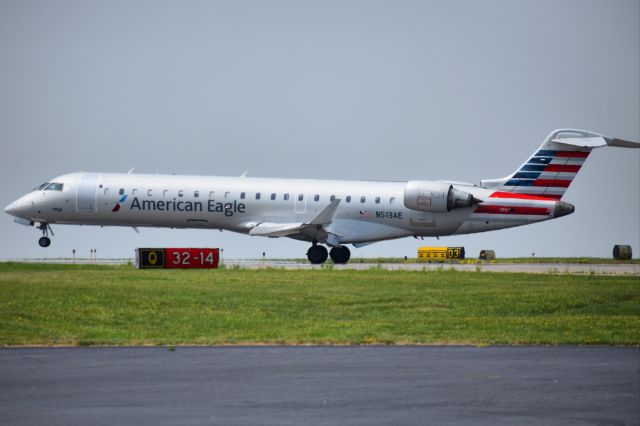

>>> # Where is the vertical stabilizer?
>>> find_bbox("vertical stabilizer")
[480,129,639,200]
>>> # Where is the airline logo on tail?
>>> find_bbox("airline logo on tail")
[502,149,590,199]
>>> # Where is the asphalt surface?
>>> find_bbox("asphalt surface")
[1,346,638,426]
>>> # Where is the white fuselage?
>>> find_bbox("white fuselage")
[7,128,636,262]
[6,172,562,245]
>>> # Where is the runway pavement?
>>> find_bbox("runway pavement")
[224,260,640,274]
[1,346,638,426]
[5,258,640,274]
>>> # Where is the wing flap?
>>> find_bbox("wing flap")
[249,222,305,237]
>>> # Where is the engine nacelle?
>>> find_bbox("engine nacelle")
[404,181,478,212]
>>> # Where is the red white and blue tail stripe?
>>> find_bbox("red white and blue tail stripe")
[458,129,639,231]
[480,129,617,200]
[499,148,589,199]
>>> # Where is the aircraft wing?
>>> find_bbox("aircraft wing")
[248,199,342,243]
[249,222,306,237]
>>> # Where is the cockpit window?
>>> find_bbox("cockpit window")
[34,182,64,191]
[45,183,63,191]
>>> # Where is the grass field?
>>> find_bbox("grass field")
[1,263,638,346]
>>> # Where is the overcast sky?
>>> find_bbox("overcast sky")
[1,0,638,260]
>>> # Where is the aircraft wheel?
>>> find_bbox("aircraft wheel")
[38,236,51,248]
[329,246,351,264]
[307,245,328,264]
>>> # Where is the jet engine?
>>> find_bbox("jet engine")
[404,181,480,212]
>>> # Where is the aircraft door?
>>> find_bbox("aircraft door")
[76,173,101,213]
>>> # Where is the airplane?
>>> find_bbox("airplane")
[5,129,639,264]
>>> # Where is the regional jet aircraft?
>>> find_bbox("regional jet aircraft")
[5,129,639,263]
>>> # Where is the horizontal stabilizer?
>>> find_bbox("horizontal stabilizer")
[553,135,640,149]
[610,138,640,148]
[551,136,607,148]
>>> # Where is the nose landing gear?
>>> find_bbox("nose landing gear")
[37,223,53,247]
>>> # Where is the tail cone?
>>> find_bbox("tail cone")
[554,201,574,218]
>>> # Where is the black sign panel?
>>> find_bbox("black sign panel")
[136,248,165,269]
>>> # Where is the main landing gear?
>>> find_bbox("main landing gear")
[306,244,328,264]
[37,223,53,248]
[329,246,351,264]
[306,243,351,264]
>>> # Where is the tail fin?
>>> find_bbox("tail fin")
[481,129,640,200]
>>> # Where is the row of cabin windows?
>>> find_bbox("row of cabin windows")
[114,187,395,204]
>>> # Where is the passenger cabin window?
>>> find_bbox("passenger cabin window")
[119,188,125,196]
[390,197,395,204]
[209,191,215,198]
[330,195,335,201]
[360,196,366,203]
[256,193,261,200]
[375,197,380,204]
[270,193,276,200]
[240,192,246,199]
[346,196,351,203]
[132,188,138,195]
[194,191,199,198]
[225,191,230,199]
[163,190,169,197]
[298,194,304,201]
[104,188,110,195]
[147,189,153,197]
[284,194,290,201]
[178,190,184,197]
[314,195,319,202]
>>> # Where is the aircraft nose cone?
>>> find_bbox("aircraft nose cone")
[5,197,31,218]
[4,200,18,216]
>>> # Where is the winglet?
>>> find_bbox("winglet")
[310,199,341,225]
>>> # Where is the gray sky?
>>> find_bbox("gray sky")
[1,0,638,260]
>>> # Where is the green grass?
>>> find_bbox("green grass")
[1,263,638,346]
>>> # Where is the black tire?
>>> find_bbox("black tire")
[329,246,351,264]
[38,236,51,248]
[307,245,328,264]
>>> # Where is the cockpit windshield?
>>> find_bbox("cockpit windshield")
[46,183,63,190]
[33,182,64,191]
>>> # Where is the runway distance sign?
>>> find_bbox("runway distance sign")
[136,248,220,269]
[417,246,466,260]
